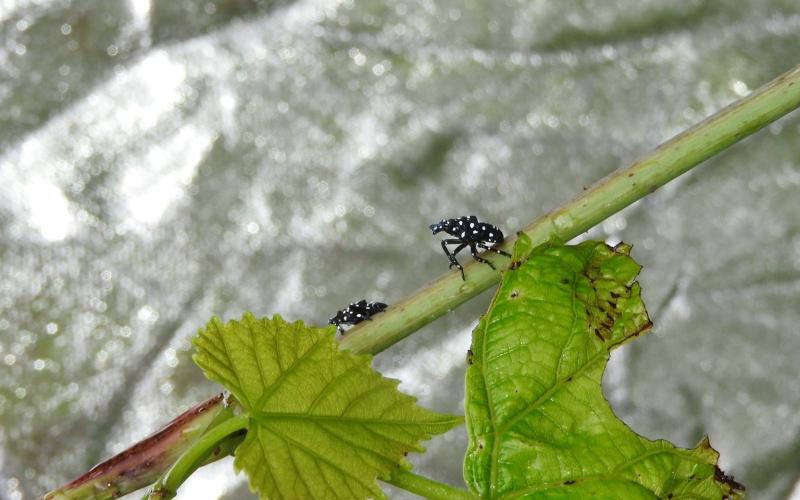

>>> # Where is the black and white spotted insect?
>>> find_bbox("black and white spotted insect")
[328,300,388,333]
[429,215,511,280]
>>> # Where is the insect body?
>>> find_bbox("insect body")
[429,215,511,280]
[328,300,388,333]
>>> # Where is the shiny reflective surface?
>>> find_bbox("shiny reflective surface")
[2,1,800,498]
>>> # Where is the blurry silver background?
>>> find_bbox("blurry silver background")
[1,0,800,498]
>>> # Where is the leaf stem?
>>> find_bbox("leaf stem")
[143,414,249,499]
[339,62,800,355]
[384,469,477,500]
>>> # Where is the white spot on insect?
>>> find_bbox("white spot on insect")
[470,222,475,228]
[489,232,494,237]
[461,232,466,237]
[473,230,478,234]
[458,220,463,225]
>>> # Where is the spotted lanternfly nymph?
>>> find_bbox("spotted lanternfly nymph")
[429,215,511,280]
[328,300,388,333]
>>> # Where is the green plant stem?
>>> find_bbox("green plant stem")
[143,414,249,499]
[384,470,477,500]
[339,61,800,355]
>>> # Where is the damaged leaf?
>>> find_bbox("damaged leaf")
[464,241,744,499]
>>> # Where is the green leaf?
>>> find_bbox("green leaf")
[464,241,744,499]
[193,313,462,500]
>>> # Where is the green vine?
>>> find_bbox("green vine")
[339,62,800,356]
[384,470,477,500]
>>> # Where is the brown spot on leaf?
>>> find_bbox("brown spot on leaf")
[630,321,653,338]
[715,466,745,492]
[510,290,519,299]
[564,480,575,485]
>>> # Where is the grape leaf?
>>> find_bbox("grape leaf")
[465,238,744,499]
[193,313,462,499]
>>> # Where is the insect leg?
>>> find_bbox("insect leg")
[440,239,463,263]
[470,242,496,270]
[441,239,467,280]
[478,242,511,258]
